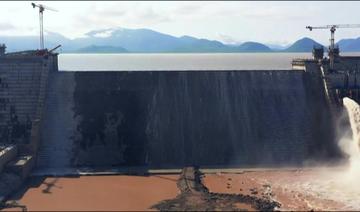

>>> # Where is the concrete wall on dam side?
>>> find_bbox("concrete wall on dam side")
[37,70,341,169]
[0,55,55,155]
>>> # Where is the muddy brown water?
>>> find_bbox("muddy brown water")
[4,175,179,211]
[4,168,357,211]
[203,169,350,211]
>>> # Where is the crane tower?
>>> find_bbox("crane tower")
[306,24,360,70]
[31,2,58,50]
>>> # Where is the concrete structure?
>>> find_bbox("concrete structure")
[0,145,17,173]
[0,49,57,203]
[291,48,360,105]
[0,49,57,155]
[1,46,360,176]
[0,44,5,56]
[291,58,319,71]
[6,155,35,179]
[34,70,340,171]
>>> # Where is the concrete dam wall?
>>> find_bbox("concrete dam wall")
[37,70,341,169]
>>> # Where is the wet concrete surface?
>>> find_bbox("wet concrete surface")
[39,71,340,169]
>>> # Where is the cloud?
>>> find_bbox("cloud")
[212,3,306,22]
[216,34,242,45]
[240,6,307,21]
[95,7,127,18]
[86,28,115,38]
[0,22,15,31]
[72,4,171,35]
[0,1,356,44]
[135,7,171,24]
[174,4,203,15]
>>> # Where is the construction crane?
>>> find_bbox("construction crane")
[306,24,360,70]
[31,2,58,50]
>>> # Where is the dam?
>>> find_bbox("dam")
[38,70,337,169]
[0,44,359,204]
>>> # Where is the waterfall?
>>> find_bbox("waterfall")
[37,71,339,169]
[341,97,360,175]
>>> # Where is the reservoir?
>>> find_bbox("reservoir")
[59,53,311,71]
[58,52,360,71]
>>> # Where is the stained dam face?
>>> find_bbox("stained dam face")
[35,70,341,169]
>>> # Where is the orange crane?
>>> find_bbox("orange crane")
[31,2,58,50]
[306,24,360,70]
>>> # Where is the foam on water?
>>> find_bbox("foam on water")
[338,98,360,199]
[314,97,360,209]
[263,97,360,210]
[342,97,360,167]
[279,97,360,210]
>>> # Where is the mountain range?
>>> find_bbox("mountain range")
[75,45,128,53]
[1,27,359,53]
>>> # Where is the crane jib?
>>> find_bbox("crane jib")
[306,24,360,70]
[306,24,360,30]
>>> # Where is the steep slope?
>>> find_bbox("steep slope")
[234,42,272,52]
[71,28,182,52]
[75,45,128,53]
[0,32,70,52]
[337,37,360,52]
[171,36,230,52]
[0,28,335,53]
[285,37,324,52]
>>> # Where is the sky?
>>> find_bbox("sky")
[1,1,360,46]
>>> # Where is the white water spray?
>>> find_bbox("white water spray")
[341,97,360,178]
[277,97,360,210]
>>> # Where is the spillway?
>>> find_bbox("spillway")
[36,70,341,169]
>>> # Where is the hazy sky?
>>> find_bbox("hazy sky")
[1,1,360,45]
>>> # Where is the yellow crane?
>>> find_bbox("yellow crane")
[306,24,360,70]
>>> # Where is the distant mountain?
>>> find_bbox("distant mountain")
[0,35,44,52]
[337,37,360,52]
[75,45,128,53]
[4,27,357,53]
[0,31,70,52]
[284,37,324,52]
[1,28,271,53]
[234,42,272,52]
[78,28,181,52]
[172,35,230,52]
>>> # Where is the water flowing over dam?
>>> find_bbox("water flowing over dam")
[36,70,340,169]
[341,97,360,171]
[343,97,360,150]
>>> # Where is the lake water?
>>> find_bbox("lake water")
[58,53,313,71]
[58,52,360,71]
